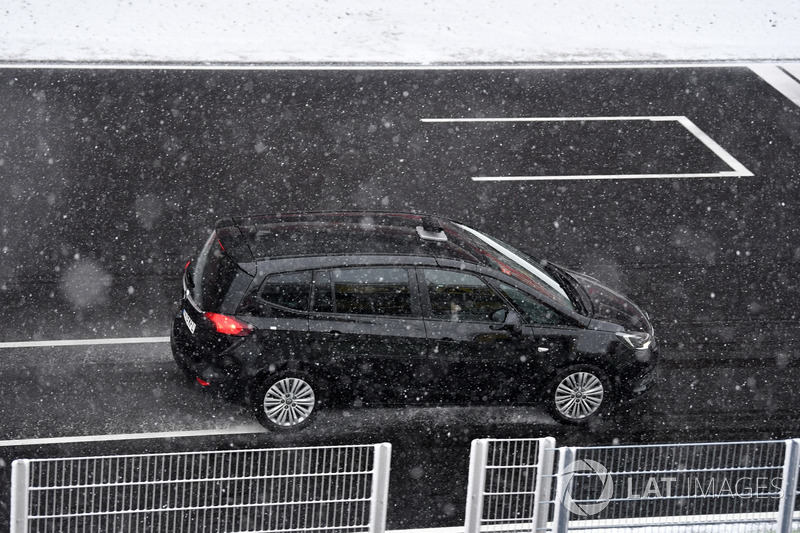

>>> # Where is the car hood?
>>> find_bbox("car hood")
[566,271,651,333]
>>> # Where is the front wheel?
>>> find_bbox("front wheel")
[251,373,318,431]
[545,365,610,425]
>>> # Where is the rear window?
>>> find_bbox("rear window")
[191,233,243,311]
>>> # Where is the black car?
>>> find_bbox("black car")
[171,212,658,431]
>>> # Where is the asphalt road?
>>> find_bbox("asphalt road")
[1,65,800,529]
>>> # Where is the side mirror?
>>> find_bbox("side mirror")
[490,308,508,323]
[490,309,522,333]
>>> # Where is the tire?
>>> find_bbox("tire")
[545,365,610,425]
[251,372,318,431]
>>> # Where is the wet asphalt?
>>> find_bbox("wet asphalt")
[1,66,800,529]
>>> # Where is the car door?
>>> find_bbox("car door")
[236,271,311,370]
[306,267,428,404]
[419,268,538,403]
[490,279,581,394]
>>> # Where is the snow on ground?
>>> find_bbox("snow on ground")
[1,0,799,64]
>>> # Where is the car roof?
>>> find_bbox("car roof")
[214,211,491,266]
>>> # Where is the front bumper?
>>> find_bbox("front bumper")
[617,344,660,400]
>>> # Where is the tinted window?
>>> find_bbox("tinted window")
[423,269,506,322]
[497,282,571,326]
[313,268,412,316]
[261,272,311,310]
[312,270,334,313]
[238,271,311,316]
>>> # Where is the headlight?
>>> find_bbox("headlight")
[616,331,652,350]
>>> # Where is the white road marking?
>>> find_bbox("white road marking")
[0,61,793,71]
[421,115,753,181]
[0,426,265,447]
[750,64,800,108]
[469,172,748,182]
[0,336,170,349]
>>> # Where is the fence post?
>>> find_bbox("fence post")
[10,459,31,533]
[368,443,392,533]
[777,439,799,533]
[551,447,575,533]
[531,437,557,533]
[464,439,490,533]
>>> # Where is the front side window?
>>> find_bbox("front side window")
[496,282,571,326]
[423,269,507,322]
[312,268,412,316]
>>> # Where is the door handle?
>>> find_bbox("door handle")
[537,347,550,353]
[330,330,342,339]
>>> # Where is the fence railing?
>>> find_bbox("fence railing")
[465,437,556,533]
[10,443,391,533]
[9,437,800,533]
[465,438,800,533]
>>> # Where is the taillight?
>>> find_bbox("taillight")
[204,312,253,336]
[184,260,191,271]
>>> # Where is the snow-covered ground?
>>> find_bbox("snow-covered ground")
[1,0,799,64]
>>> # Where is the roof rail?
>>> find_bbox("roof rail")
[416,225,447,242]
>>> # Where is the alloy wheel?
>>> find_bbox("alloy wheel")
[263,377,316,427]
[554,371,605,421]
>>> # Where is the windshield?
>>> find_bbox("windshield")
[454,223,575,310]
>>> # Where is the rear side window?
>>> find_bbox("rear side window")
[239,272,311,316]
[312,268,412,316]
[191,233,242,312]
[261,272,311,310]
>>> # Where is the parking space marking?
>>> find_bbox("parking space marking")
[0,336,170,349]
[750,64,800,108]
[421,116,753,181]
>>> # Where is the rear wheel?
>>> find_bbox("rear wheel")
[545,365,609,424]
[252,373,318,431]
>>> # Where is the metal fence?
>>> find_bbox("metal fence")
[465,438,800,533]
[465,437,557,533]
[10,443,391,533]
[10,436,800,533]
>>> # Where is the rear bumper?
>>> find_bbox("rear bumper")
[170,311,244,394]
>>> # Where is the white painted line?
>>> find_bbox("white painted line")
[422,116,753,181]
[0,336,170,349]
[0,426,265,447]
[472,172,746,182]
[0,62,784,71]
[750,64,800,108]
[422,115,685,123]
[672,116,753,177]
